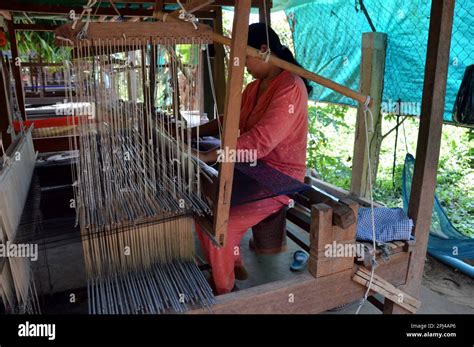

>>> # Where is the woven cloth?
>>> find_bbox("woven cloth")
[356,207,414,242]
[231,161,310,206]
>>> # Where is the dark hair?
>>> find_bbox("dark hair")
[247,22,313,95]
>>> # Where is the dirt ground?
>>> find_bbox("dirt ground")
[422,255,474,310]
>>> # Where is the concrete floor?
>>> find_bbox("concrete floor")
[204,221,474,315]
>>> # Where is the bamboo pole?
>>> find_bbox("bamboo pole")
[153,10,372,106]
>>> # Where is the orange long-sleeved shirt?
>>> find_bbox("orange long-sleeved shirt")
[237,70,308,183]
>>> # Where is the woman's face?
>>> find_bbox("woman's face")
[246,45,271,80]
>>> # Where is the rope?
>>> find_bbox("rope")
[72,0,97,30]
[177,0,198,30]
[259,49,271,63]
[56,35,75,45]
[402,120,410,153]
[260,0,271,63]
[0,133,9,165]
[108,0,122,18]
[355,95,378,314]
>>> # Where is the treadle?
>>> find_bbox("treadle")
[352,267,421,313]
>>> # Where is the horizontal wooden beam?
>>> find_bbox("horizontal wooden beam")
[154,11,371,106]
[18,62,63,67]
[305,176,385,208]
[55,21,214,46]
[13,23,59,31]
[189,251,410,314]
[0,4,215,19]
[0,0,265,16]
[95,0,264,6]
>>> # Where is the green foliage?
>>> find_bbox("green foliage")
[7,18,71,64]
[307,104,352,189]
[307,105,474,237]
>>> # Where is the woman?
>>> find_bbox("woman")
[193,23,311,295]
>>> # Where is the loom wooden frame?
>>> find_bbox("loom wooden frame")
[0,0,455,314]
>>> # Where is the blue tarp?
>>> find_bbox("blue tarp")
[284,0,473,121]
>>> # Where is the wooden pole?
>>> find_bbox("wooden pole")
[213,7,227,114]
[384,0,455,314]
[0,54,12,149]
[153,11,371,106]
[350,32,387,198]
[212,0,251,245]
[7,19,26,120]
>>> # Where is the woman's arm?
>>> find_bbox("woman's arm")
[189,115,224,139]
[191,148,219,163]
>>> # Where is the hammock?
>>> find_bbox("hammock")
[402,154,474,277]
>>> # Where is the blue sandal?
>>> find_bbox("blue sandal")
[290,250,309,272]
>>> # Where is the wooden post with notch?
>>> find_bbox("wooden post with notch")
[383,0,455,314]
[213,6,227,115]
[212,0,251,245]
[0,54,12,149]
[308,199,359,278]
[7,18,26,120]
[351,32,387,199]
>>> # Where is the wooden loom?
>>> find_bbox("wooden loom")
[150,0,451,314]
[54,6,414,314]
[0,0,455,315]
[0,127,41,313]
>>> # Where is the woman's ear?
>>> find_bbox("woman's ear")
[260,44,268,52]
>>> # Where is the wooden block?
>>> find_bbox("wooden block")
[403,239,416,252]
[309,203,333,252]
[298,190,356,229]
[309,242,357,278]
[332,224,357,243]
[308,253,354,278]
[286,205,311,232]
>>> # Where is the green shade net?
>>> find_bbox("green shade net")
[402,153,474,259]
[282,0,473,121]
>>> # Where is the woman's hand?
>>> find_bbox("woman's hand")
[192,148,219,164]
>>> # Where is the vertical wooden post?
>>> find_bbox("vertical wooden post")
[351,32,387,198]
[127,52,137,101]
[39,56,46,99]
[213,7,227,115]
[213,0,251,245]
[308,200,359,278]
[384,0,455,314]
[149,43,156,110]
[258,0,271,26]
[7,19,26,120]
[0,55,12,149]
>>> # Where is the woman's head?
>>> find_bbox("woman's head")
[246,23,313,95]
